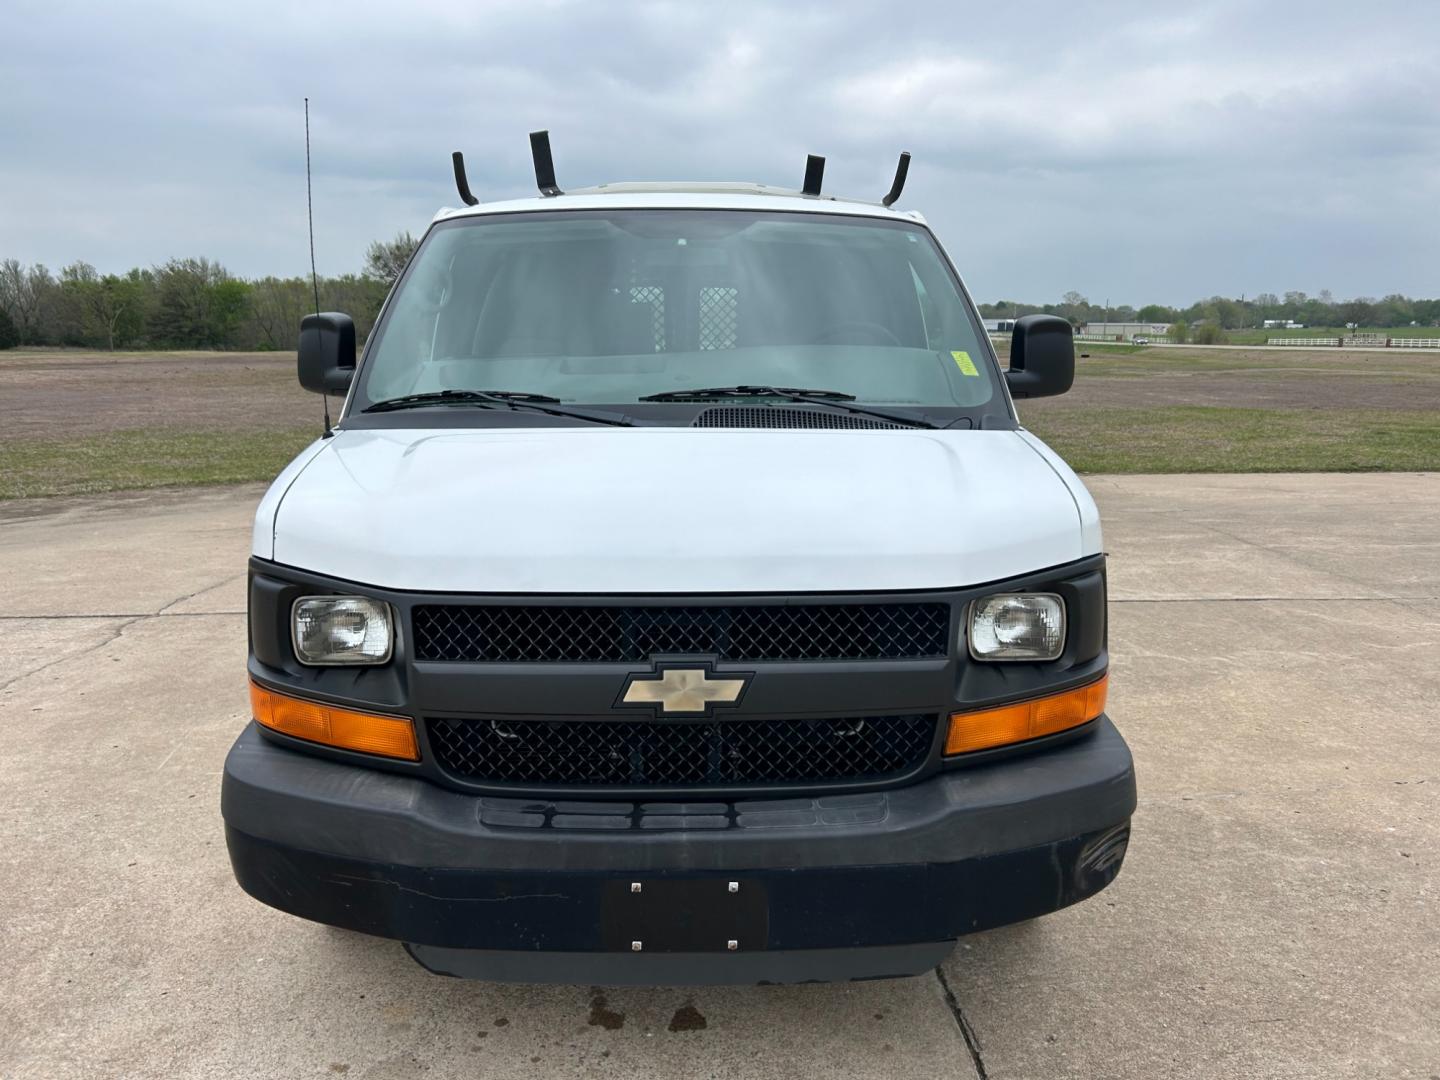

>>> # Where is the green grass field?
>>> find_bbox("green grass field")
[1073,347,1438,377]
[1019,342,1440,471]
[2,344,1438,500]
[0,428,317,500]
[1022,406,1440,473]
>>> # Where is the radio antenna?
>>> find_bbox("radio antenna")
[304,97,333,438]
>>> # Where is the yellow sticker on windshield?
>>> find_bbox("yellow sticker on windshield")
[951,350,980,376]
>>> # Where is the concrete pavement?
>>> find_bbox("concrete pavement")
[1,474,1437,1079]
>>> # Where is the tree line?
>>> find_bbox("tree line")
[0,233,419,351]
[3,239,1437,351]
[980,291,1440,338]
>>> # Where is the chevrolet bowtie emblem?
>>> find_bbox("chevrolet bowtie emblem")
[619,664,750,715]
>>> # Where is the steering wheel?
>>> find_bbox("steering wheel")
[812,321,903,346]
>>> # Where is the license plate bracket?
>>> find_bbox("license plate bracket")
[600,878,769,953]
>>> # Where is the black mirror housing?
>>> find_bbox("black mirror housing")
[1005,315,1075,399]
[298,312,356,395]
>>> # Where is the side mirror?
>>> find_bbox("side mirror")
[1005,314,1074,399]
[297,312,356,395]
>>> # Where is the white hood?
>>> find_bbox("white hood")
[255,426,1099,593]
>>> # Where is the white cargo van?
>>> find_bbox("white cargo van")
[222,135,1135,984]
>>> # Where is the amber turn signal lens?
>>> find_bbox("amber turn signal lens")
[945,674,1107,756]
[249,681,419,761]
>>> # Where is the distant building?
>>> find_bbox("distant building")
[982,318,1018,333]
[1263,319,1305,329]
[1078,320,1171,341]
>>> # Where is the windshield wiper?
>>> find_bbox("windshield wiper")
[641,385,856,402]
[638,385,940,429]
[362,390,634,427]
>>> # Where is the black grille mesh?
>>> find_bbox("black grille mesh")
[693,406,903,430]
[412,603,950,663]
[428,714,935,788]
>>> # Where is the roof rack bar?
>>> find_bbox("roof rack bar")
[881,151,911,207]
[530,130,563,196]
[802,154,825,196]
[451,151,479,206]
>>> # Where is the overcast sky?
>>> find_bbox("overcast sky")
[3,0,1437,305]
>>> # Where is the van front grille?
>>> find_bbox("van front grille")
[411,602,951,663]
[427,713,936,790]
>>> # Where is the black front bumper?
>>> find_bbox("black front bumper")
[222,717,1135,984]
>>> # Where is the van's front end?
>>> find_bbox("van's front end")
[222,190,1135,984]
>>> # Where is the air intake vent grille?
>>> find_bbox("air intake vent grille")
[412,602,951,663]
[428,713,936,790]
[692,406,904,430]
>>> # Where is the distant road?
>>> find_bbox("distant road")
[988,335,1440,354]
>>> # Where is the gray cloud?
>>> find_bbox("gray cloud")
[2,0,1437,304]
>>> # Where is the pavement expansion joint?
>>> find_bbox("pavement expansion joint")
[1112,595,1439,604]
[0,611,243,620]
[154,573,248,616]
[934,965,989,1080]
[0,614,143,693]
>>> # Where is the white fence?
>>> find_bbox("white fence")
[1001,332,1437,350]
[1268,336,1440,348]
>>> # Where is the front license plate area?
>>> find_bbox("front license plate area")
[600,878,769,953]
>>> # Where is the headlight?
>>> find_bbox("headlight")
[968,593,1065,661]
[292,596,393,665]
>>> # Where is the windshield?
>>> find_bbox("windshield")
[352,209,1002,416]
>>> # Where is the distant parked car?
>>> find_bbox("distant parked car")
[1132,336,1150,345]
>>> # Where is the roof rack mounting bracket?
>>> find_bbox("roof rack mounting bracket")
[451,151,479,206]
[802,154,825,197]
[882,151,911,207]
[530,130,563,196]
